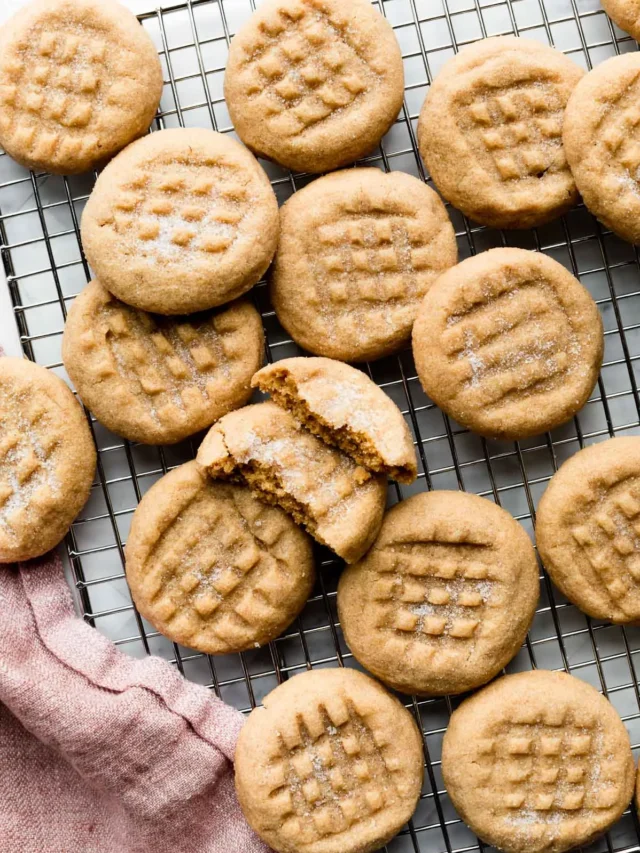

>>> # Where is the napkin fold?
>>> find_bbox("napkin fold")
[0,553,270,853]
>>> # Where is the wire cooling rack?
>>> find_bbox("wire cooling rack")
[2,1,640,851]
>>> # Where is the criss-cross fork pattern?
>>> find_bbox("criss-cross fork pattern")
[240,1,375,138]
[266,697,403,844]
[457,81,566,183]
[0,23,141,165]
[479,713,621,817]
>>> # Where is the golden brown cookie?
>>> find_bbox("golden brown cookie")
[0,0,162,175]
[338,491,539,696]
[224,0,404,174]
[252,357,417,483]
[271,168,458,363]
[126,461,314,654]
[418,37,584,229]
[81,128,279,314]
[62,280,264,445]
[412,248,604,441]
[442,670,635,853]
[564,53,640,245]
[235,667,424,853]
[0,357,96,563]
[602,0,640,39]
[536,437,640,624]
[196,402,387,563]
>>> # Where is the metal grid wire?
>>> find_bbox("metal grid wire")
[2,0,640,851]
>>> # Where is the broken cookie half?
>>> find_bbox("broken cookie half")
[196,402,387,564]
[252,357,418,484]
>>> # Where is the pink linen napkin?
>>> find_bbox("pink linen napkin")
[0,553,271,853]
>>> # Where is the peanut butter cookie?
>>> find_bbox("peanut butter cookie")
[271,168,458,363]
[224,0,404,174]
[196,402,387,563]
[0,0,162,175]
[81,128,279,314]
[62,280,264,445]
[537,437,640,624]
[418,37,584,229]
[442,670,635,853]
[126,461,314,655]
[0,357,96,563]
[338,490,539,696]
[252,357,417,483]
[564,53,640,245]
[235,667,424,853]
[601,0,640,40]
[412,248,603,440]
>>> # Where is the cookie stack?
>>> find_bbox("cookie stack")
[1,1,638,852]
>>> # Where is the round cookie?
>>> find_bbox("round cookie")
[224,0,404,174]
[418,37,584,229]
[564,53,640,245]
[601,0,640,40]
[81,128,279,314]
[536,437,640,624]
[338,491,539,697]
[126,461,314,654]
[0,357,96,563]
[0,0,162,175]
[235,667,424,853]
[412,248,604,441]
[196,401,387,564]
[62,280,264,445]
[252,357,417,483]
[271,168,458,363]
[442,670,635,853]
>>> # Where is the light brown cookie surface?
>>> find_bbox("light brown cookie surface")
[0,357,96,563]
[412,248,603,440]
[271,168,458,363]
[537,437,640,624]
[224,0,404,174]
[442,670,635,853]
[235,667,424,853]
[564,53,640,245]
[338,490,539,696]
[418,37,584,229]
[602,0,640,39]
[126,461,314,654]
[252,357,417,483]
[81,128,279,314]
[0,0,162,175]
[62,280,264,445]
[196,402,387,563]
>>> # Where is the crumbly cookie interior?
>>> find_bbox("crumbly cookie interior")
[204,455,334,549]
[257,370,413,483]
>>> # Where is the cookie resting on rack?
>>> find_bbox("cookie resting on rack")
[563,53,640,245]
[601,0,640,41]
[271,167,457,363]
[442,670,635,853]
[418,37,584,229]
[196,402,387,564]
[412,248,604,441]
[224,0,404,174]
[235,667,424,853]
[125,461,314,655]
[0,0,162,175]
[0,357,96,563]
[536,437,640,624]
[80,128,279,314]
[252,357,417,483]
[62,280,264,445]
[338,490,539,696]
